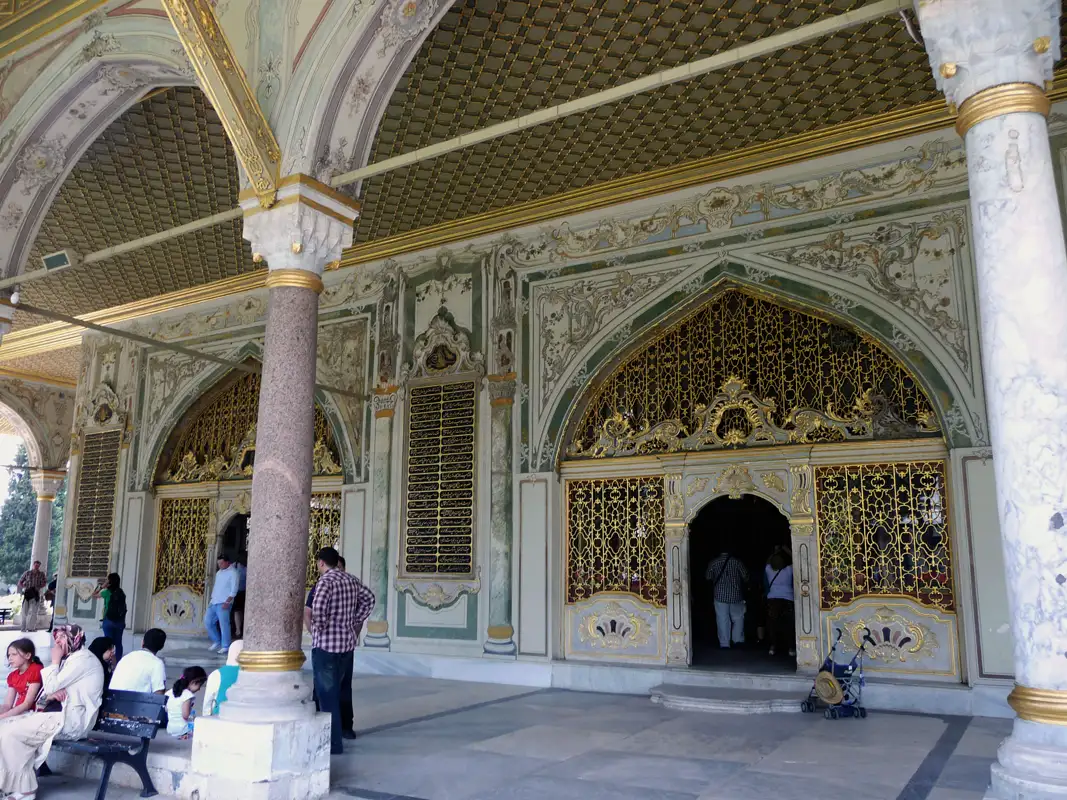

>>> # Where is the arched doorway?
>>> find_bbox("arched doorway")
[689,494,791,672]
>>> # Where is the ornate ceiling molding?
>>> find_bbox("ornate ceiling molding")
[159,0,281,208]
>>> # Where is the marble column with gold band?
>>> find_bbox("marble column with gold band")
[365,387,398,649]
[220,174,359,718]
[662,465,691,667]
[485,374,517,655]
[29,469,64,571]
[917,3,1067,798]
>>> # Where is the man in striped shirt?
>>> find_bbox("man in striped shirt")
[310,547,375,754]
[705,550,749,649]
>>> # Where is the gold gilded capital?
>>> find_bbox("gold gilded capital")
[366,620,389,635]
[264,269,324,294]
[237,649,306,672]
[1007,684,1067,725]
[955,82,1050,136]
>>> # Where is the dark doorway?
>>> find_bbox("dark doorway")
[218,513,249,639]
[689,494,793,673]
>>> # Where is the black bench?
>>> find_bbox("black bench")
[45,689,165,800]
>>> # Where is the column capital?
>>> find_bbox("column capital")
[242,173,360,281]
[487,373,516,405]
[915,0,1060,111]
[30,468,65,499]
[372,387,400,418]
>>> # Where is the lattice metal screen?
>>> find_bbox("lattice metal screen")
[815,460,954,611]
[403,381,477,576]
[306,492,342,589]
[70,430,122,578]
[154,497,211,593]
[565,477,666,607]
[570,289,938,457]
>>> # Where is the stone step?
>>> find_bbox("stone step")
[650,683,806,714]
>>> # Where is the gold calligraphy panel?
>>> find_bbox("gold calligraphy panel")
[154,498,211,593]
[307,492,342,589]
[571,289,938,457]
[403,381,477,576]
[815,460,954,611]
[70,430,122,578]
[566,477,666,607]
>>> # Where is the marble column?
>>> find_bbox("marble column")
[916,3,1067,797]
[29,469,64,571]
[662,466,691,666]
[485,374,516,655]
[365,388,397,648]
[191,176,358,800]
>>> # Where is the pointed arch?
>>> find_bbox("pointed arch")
[556,279,946,465]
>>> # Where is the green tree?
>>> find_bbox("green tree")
[48,478,67,577]
[0,445,38,585]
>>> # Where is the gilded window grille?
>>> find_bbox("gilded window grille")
[160,371,341,482]
[565,476,666,607]
[153,498,212,593]
[403,380,477,576]
[70,430,122,578]
[306,492,342,589]
[815,460,954,611]
[570,289,938,456]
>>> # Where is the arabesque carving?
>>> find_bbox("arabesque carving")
[844,606,938,664]
[395,573,481,610]
[401,308,485,381]
[578,600,654,649]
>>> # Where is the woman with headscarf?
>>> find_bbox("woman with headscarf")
[202,639,243,717]
[0,625,104,800]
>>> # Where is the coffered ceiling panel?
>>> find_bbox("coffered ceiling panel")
[0,346,81,385]
[354,0,935,242]
[22,86,254,328]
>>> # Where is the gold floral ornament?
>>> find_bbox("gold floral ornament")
[569,289,940,459]
[578,601,653,649]
[845,607,938,664]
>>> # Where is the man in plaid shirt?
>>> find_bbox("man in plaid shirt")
[310,547,375,754]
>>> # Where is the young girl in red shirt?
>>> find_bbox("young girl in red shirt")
[0,639,43,720]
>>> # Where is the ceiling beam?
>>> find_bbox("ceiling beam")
[159,0,281,208]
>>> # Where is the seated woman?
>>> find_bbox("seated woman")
[87,637,116,693]
[164,667,207,740]
[0,625,103,800]
[202,640,242,717]
[0,640,43,722]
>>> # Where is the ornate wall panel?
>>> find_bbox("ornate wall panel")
[402,380,477,576]
[153,497,211,593]
[157,371,342,484]
[565,476,666,607]
[307,492,342,589]
[815,460,954,611]
[569,289,939,459]
[69,430,122,578]
[565,593,667,663]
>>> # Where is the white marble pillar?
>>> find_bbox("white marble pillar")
[190,176,359,800]
[916,3,1067,797]
[662,467,691,666]
[29,470,64,571]
[485,374,516,655]
[364,388,397,648]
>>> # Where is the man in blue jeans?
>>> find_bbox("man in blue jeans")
[309,547,374,754]
[204,553,238,654]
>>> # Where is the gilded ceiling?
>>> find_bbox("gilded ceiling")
[353,0,935,241]
[19,86,252,329]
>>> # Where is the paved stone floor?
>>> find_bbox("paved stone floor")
[34,675,1009,800]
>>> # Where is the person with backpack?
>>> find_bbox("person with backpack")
[705,549,749,649]
[92,573,127,662]
[764,546,795,657]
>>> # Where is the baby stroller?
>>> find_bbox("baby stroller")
[800,627,873,719]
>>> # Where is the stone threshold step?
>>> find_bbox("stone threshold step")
[650,683,805,714]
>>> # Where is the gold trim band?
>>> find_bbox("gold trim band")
[36,494,56,503]
[366,620,389,634]
[1007,684,1067,725]
[490,397,514,407]
[374,409,395,419]
[237,649,306,672]
[264,269,324,294]
[486,625,514,639]
[956,82,1050,136]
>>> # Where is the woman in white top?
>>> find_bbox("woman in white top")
[164,666,207,739]
[764,547,795,658]
[0,624,104,800]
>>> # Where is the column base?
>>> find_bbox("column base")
[364,620,391,649]
[221,668,315,722]
[191,713,331,800]
[986,721,1067,799]
[484,625,517,656]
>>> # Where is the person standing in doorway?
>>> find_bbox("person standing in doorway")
[232,557,247,639]
[93,573,127,662]
[16,561,46,632]
[309,548,374,755]
[706,549,749,649]
[765,547,795,657]
[204,554,237,654]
